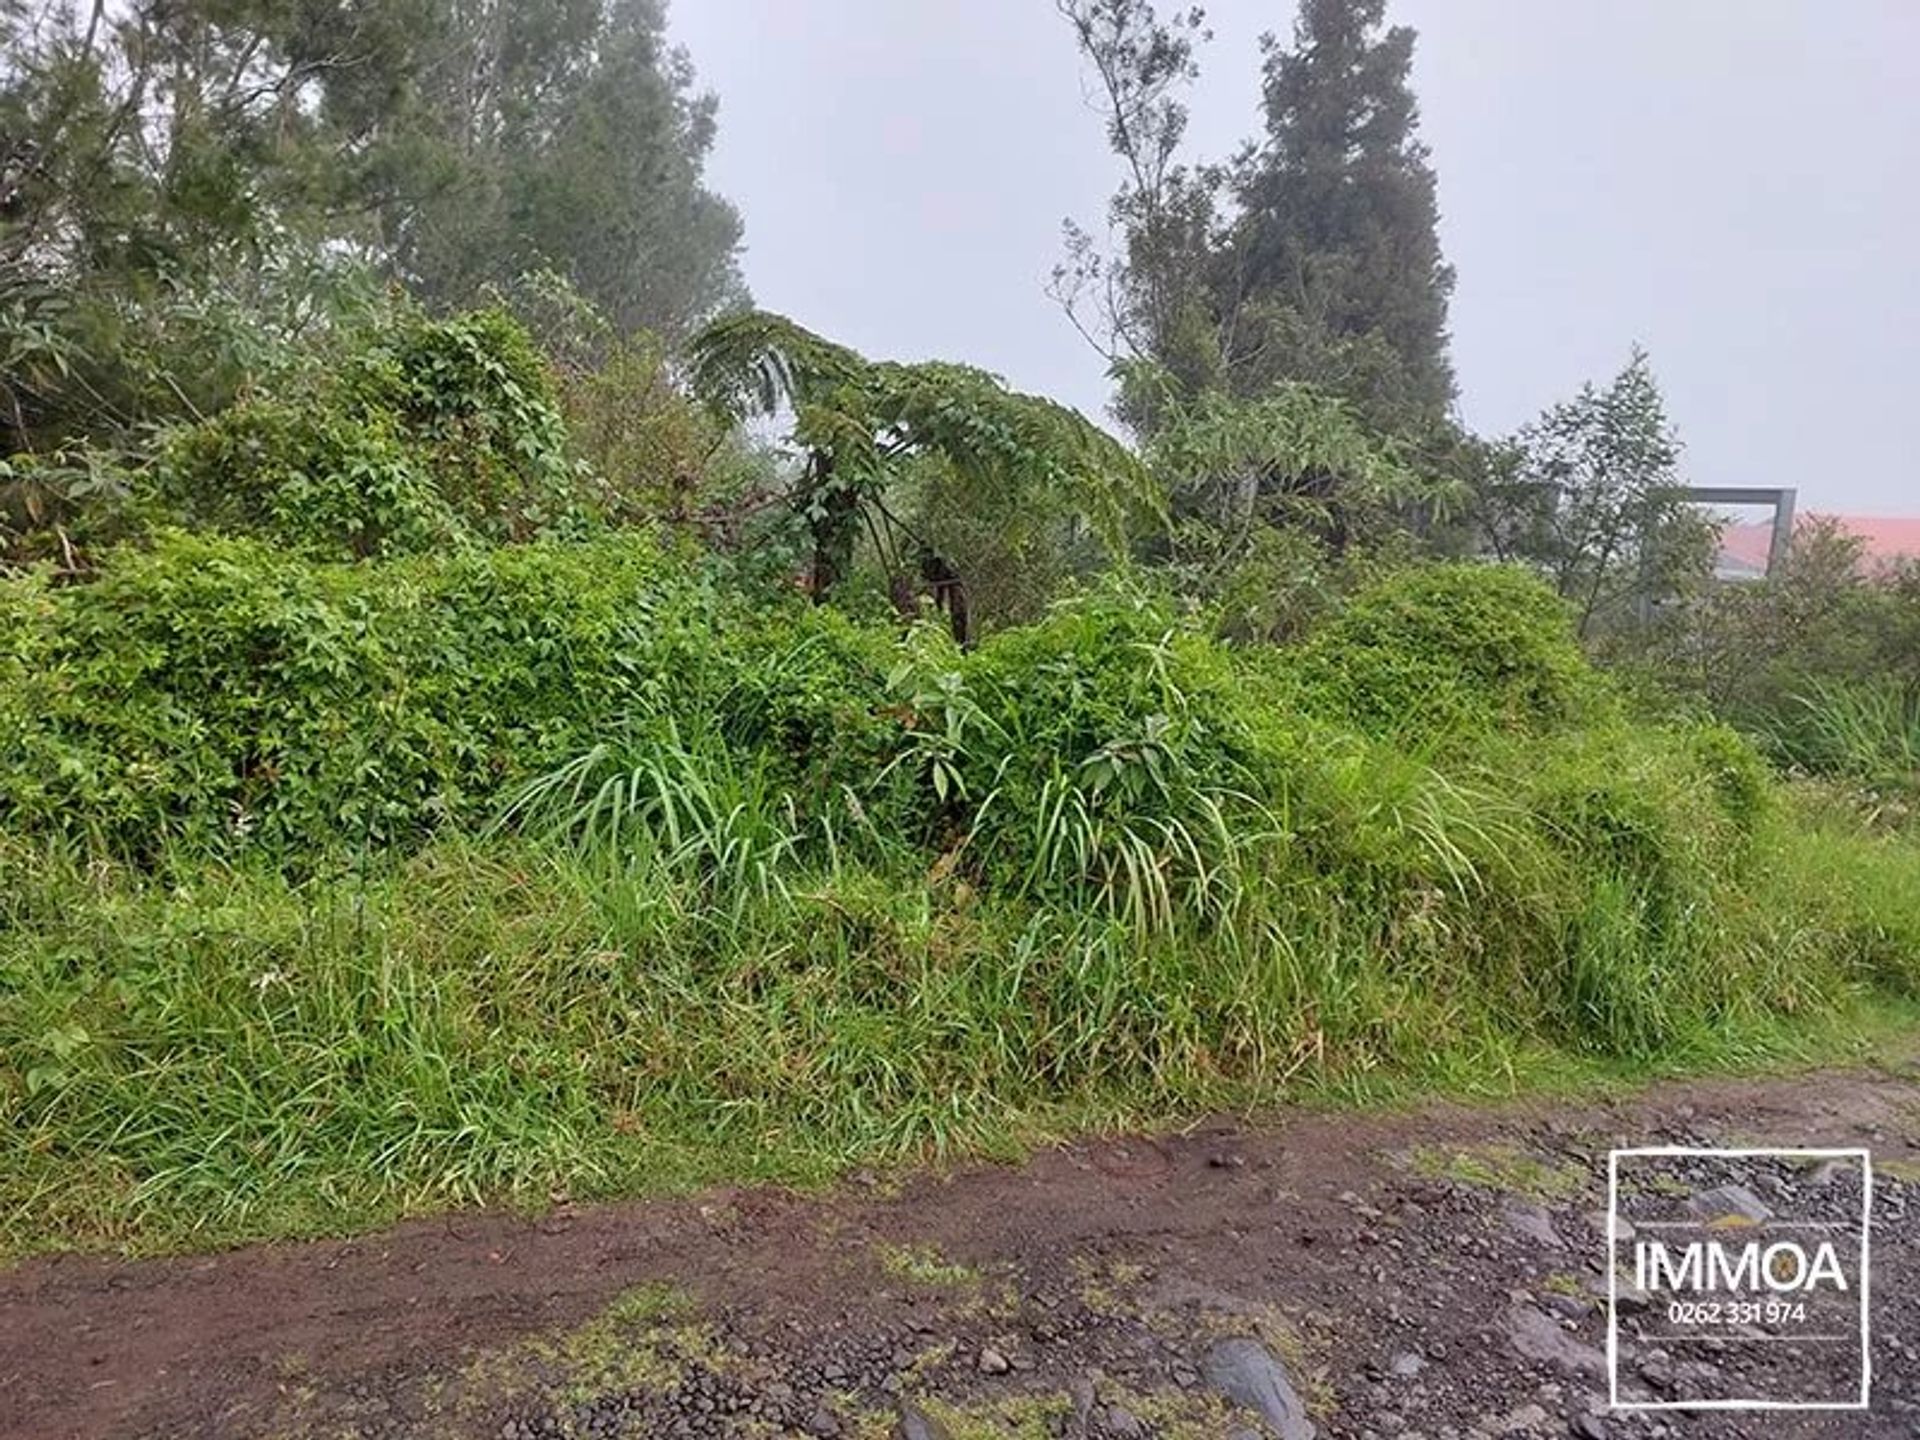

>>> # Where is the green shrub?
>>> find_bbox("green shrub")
[149,309,586,557]
[1287,563,1602,739]
[0,529,914,865]
[155,402,460,558]
[1,448,151,574]
[0,531,680,857]
[910,585,1291,930]
[498,600,908,865]
[344,308,579,541]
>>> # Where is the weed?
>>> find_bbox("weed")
[1408,1144,1588,1202]
[875,1242,981,1290]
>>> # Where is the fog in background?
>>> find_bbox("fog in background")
[669,1,1918,514]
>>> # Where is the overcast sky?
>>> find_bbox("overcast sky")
[669,1,1918,515]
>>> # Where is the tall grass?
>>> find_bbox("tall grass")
[3,566,1919,1255]
[5,750,1914,1255]
[498,725,807,904]
[1767,679,1920,818]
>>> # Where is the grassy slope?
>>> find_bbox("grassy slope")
[4,552,1920,1257]
[4,799,1917,1259]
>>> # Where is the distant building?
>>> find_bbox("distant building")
[1717,514,1920,579]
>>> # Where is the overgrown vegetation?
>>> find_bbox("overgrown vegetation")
[0,0,1915,1261]
[4,537,1918,1252]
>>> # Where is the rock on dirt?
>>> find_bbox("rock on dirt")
[892,1400,951,1440]
[1501,1199,1566,1250]
[1503,1302,1607,1378]
[1203,1335,1316,1440]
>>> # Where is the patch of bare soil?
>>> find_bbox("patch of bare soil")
[3,1062,1919,1440]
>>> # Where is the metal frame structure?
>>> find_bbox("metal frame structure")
[1683,486,1797,579]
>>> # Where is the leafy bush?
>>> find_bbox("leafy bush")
[917,584,1289,931]
[0,447,147,574]
[343,308,579,540]
[1136,375,1450,646]
[155,402,459,558]
[1,247,415,573]
[150,309,586,557]
[1,532,667,856]
[1619,519,1920,827]
[499,599,909,865]
[0,529,914,865]
[1286,563,1602,739]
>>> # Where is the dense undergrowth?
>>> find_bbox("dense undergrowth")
[4,531,1919,1256]
[8,7,1917,1273]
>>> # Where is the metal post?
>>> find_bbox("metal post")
[1768,488,1796,578]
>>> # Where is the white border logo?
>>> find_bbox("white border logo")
[1607,1147,1872,1412]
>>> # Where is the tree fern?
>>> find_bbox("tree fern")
[689,310,1160,634]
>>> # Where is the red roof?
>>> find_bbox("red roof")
[1720,515,1920,574]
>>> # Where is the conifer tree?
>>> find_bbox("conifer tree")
[1060,0,1457,435]
[1225,0,1456,428]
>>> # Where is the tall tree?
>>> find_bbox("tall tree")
[1058,0,1457,435]
[1052,0,1224,423]
[0,0,414,450]
[383,0,746,339]
[1227,0,1456,428]
[0,0,745,462]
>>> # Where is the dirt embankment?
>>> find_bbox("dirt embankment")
[3,1063,1918,1440]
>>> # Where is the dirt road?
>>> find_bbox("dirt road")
[4,1063,1918,1440]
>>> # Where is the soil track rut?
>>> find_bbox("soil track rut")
[4,1063,1919,1439]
